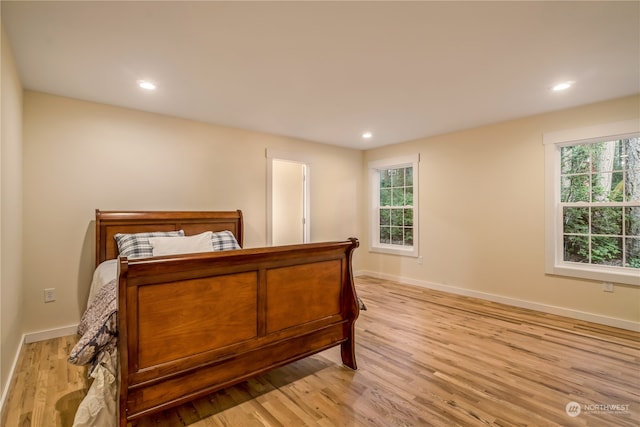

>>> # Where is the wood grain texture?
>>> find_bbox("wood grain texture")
[3,276,639,426]
[137,273,258,368]
[266,260,342,333]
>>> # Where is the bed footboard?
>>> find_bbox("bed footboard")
[117,238,359,426]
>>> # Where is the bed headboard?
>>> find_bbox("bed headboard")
[95,209,244,266]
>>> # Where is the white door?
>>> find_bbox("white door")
[267,153,310,246]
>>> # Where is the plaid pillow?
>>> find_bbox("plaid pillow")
[211,230,241,251]
[114,230,185,258]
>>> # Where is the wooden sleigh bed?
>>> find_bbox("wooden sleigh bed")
[85,209,360,426]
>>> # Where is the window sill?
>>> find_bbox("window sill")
[546,263,640,286]
[369,244,418,258]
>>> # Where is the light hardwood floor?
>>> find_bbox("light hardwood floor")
[3,276,639,426]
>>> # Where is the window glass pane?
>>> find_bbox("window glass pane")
[591,236,622,266]
[592,172,622,202]
[624,137,639,202]
[391,209,403,226]
[591,140,622,172]
[627,169,640,202]
[405,187,413,205]
[591,207,622,235]
[380,170,392,188]
[561,174,589,202]
[626,207,640,237]
[405,228,413,246]
[626,238,640,268]
[405,167,413,186]
[391,227,403,245]
[623,137,639,158]
[614,140,627,171]
[563,207,589,233]
[380,188,391,206]
[564,235,589,263]
[392,188,404,206]
[391,168,405,187]
[404,209,413,227]
[380,226,390,244]
[380,209,390,226]
[612,172,624,202]
[561,145,590,174]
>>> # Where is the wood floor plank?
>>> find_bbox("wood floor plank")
[2,276,639,426]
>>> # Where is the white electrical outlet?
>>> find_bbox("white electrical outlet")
[602,282,614,293]
[44,288,56,302]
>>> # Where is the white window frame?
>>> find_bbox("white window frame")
[369,154,419,257]
[543,119,640,286]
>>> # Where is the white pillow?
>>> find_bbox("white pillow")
[149,231,214,256]
[114,230,185,258]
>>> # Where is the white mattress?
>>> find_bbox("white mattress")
[87,259,117,305]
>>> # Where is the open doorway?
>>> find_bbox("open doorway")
[266,150,310,246]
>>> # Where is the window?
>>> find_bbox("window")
[544,120,640,285]
[369,155,419,257]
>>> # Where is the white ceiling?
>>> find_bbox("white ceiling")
[2,1,639,149]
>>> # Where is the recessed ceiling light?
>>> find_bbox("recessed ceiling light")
[362,132,373,139]
[137,80,157,91]
[552,81,574,92]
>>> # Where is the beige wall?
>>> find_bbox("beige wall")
[22,91,363,333]
[361,95,640,326]
[0,23,24,400]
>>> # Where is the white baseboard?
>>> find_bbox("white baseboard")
[0,333,26,417]
[355,270,640,332]
[24,324,78,344]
